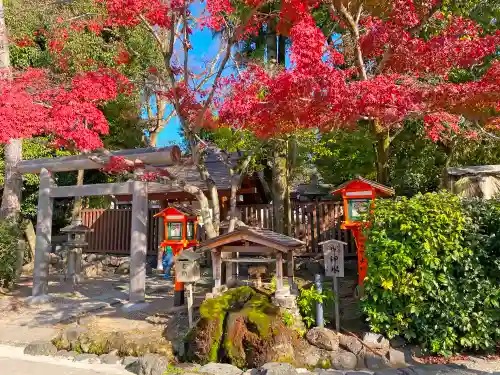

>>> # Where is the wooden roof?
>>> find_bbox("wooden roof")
[331,176,394,197]
[154,203,199,218]
[198,227,305,253]
[447,165,500,177]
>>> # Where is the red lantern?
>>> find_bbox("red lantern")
[332,177,394,286]
[154,205,198,305]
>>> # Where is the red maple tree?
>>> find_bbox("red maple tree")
[219,0,499,136]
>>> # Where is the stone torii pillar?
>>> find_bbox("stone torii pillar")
[126,180,149,307]
[29,168,54,303]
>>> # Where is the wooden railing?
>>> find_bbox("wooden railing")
[80,201,355,256]
[239,201,355,256]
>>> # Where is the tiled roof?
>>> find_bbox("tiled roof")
[198,226,305,253]
[152,153,252,193]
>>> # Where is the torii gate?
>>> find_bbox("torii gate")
[17,147,181,306]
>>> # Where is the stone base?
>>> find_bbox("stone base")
[25,294,53,305]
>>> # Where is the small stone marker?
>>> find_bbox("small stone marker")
[174,250,201,328]
[319,239,347,332]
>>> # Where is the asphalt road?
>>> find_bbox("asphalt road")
[0,345,130,375]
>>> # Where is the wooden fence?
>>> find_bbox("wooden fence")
[239,202,356,256]
[81,201,355,256]
[82,208,161,255]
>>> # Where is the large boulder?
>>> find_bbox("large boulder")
[258,362,299,375]
[185,287,312,368]
[126,354,170,375]
[306,328,340,351]
[330,348,357,370]
[338,334,364,356]
[199,363,243,375]
[24,341,57,356]
[362,332,390,355]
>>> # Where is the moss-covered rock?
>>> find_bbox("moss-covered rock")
[185,286,318,369]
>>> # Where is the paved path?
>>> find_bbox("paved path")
[0,345,130,375]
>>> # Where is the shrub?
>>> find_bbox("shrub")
[0,220,24,289]
[297,284,334,328]
[362,192,500,356]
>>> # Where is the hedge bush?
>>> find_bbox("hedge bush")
[0,220,24,289]
[362,192,500,356]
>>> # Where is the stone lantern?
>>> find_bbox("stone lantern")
[60,218,92,285]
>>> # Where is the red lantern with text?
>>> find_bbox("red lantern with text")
[154,205,198,305]
[332,177,394,287]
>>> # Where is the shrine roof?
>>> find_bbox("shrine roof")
[331,176,394,197]
[198,226,305,253]
[154,203,199,218]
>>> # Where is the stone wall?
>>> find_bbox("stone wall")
[81,254,131,277]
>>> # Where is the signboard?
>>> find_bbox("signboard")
[321,239,346,278]
[348,198,371,222]
[174,259,201,283]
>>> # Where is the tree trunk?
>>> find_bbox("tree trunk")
[272,146,287,234]
[373,121,391,185]
[0,140,23,220]
[266,30,277,64]
[0,0,23,221]
[71,170,85,221]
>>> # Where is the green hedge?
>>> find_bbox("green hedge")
[362,192,500,356]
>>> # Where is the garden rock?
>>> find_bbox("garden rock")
[122,356,139,367]
[115,261,130,275]
[199,362,243,375]
[53,326,88,350]
[127,354,170,375]
[99,353,121,364]
[388,348,415,367]
[364,353,390,370]
[75,353,99,363]
[362,333,390,355]
[24,341,57,356]
[185,286,310,368]
[83,263,103,278]
[258,362,299,375]
[339,334,364,356]
[306,327,340,351]
[314,370,344,375]
[331,348,357,370]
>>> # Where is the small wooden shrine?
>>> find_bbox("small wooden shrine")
[198,227,305,292]
[154,204,199,305]
[332,176,394,286]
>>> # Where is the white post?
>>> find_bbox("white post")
[32,168,54,297]
[129,180,148,304]
[186,283,194,328]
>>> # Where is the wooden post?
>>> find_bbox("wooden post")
[157,217,164,271]
[32,168,54,297]
[212,250,222,289]
[276,251,283,291]
[286,250,294,287]
[186,283,194,328]
[333,275,340,331]
[129,180,148,304]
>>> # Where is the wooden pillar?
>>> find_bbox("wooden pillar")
[129,180,148,304]
[212,249,222,289]
[157,217,164,271]
[276,251,283,291]
[32,168,54,297]
[286,250,294,287]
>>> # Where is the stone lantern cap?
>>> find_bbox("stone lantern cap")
[60,223,93,234]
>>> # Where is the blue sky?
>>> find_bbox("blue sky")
[144,2,222,147]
